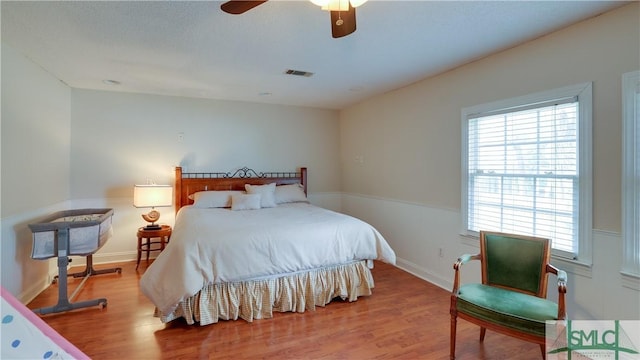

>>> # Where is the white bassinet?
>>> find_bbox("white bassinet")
[30,210,113,259]
[28,208,121,315]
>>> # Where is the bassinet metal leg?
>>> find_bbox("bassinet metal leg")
[69,254,122,278]
[33,254,108,315]
[32,228,117,315]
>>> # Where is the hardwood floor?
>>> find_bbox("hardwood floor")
[28,261,542,359]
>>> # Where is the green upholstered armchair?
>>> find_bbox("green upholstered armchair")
[449,231,567,359]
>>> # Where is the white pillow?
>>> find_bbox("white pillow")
[275,183,308,204]
[191,190,244,208]
[231,193,262,211]
[245,183,277,208]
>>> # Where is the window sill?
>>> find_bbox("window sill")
[621,271,640,291]
[459,233,478,248]
[551,256,592,278]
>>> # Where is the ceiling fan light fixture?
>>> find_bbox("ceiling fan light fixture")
[221,0,359,38]
[310,0,367,11]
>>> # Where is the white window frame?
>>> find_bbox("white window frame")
[461,83,593,275]
[622,70,640,288]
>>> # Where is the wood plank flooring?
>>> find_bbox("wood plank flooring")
[27,261,542,359]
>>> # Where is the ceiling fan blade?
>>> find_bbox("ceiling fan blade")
[330,4,356,38]
[220,1,268,15]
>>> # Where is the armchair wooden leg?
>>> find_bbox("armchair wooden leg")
[450,315,457,360]
[480,327,486,342]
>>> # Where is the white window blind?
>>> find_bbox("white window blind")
[622,70,640,278]
[462,83,592,263]
[467,101,578,256]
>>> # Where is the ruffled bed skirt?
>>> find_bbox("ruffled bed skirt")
[156,260,375,326]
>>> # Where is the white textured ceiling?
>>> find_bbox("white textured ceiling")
[1,1,628,110]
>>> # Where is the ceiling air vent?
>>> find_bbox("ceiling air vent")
[285,69,314,77]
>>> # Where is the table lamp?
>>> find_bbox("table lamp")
[133,184,172,230]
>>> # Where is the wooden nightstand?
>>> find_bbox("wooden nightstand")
[136,225,172,270]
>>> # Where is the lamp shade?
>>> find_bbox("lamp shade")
[133,185,172,208]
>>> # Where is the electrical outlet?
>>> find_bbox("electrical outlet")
[178,132,184,143]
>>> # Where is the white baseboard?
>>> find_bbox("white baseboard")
[395,257,452,292]
[67,251,138,267]
[19,277,54,305]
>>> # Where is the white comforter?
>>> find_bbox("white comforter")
[140,203,396,314]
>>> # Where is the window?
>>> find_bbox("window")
[462,83,592,264]
[622,70,640,280]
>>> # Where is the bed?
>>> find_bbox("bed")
[139,166,396,326]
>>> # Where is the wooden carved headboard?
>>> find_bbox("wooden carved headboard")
[174,166,307,212]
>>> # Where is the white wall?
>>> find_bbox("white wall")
[1,43,72,300]
[339,3,640,320]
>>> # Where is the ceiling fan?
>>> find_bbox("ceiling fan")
[220,0,364,38]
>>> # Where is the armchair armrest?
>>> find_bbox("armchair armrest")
[546,264,567,320]
[546,264,567,292]
[452,254,481,293]
[454,254,478,269]
[557,269,567,287]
